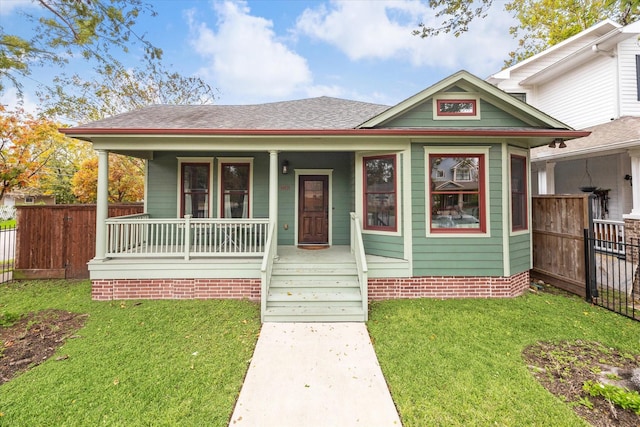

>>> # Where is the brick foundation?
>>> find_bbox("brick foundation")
[91,271,529,302]
[368,270,530,300]
[91,278,261,301]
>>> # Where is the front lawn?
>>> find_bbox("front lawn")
[368,291,640,426]
[0,280,261,426]
[2,280,639,426]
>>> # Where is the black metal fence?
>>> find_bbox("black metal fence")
[0,223,16,284]
[585,230,639,321]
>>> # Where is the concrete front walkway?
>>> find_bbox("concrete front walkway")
[229,323,402,426]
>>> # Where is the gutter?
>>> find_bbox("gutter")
[60,127,590,139]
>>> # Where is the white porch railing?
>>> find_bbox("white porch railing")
[260,221,277,322]
[105,214,269,259]
[593,219,625,255]
[350,212,369,321]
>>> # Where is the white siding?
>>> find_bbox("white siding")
[553,153,630,220]
[618,37,640,117]
[535,55,617,128]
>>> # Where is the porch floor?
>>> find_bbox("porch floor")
[90,245,408,275]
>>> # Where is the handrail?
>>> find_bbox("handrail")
[350,212,369,321]
[260,221,277,322]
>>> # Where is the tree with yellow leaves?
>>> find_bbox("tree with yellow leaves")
[0,105,73,200]
[72,154,144,203]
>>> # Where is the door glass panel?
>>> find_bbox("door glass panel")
[303,180,324,212]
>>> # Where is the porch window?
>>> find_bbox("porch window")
[510,154,528,231]
[429,154,485,233]
[221,163,250,218]
[181,163,210,218]
[364,155,397,231]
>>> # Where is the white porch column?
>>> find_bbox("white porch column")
[269,150,279,253]
[624,149,640,219]
[95,150,109,260]
[537,161,555,195]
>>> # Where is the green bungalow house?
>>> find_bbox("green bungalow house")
[61,70,588,322]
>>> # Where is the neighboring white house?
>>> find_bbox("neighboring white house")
[488,19,640,226]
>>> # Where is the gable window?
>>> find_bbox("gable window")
[181,163,210,218]
[220,161,251,218]
[428,153,486,233]
[433,93,480,120]
[436,99,476,116]
[364,155,397,231]
[510,154,528,232]
[454,163,472,181]
[24,196,35,204]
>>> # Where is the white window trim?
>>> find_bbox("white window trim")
[355,152,402,237]
[217,157,254,219]
[508,147,530,236]
[424,146,491,238]
[433,92,481,121]
[176,157,214,218]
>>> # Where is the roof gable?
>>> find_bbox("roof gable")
[358,70,571,129]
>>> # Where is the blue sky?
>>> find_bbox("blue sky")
[1,0,519,114]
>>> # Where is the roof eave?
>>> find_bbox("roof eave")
[60,127,589,137]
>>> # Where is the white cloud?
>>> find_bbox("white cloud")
[0,0,37,16]
[0,87,40,115]
[295,0,518,78]
[188,1,314,104]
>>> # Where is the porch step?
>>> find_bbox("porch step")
[263,306,365,322]
[264,257,366,322]
[268,287,362,306]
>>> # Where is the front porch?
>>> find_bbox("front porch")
[90,213,411,321]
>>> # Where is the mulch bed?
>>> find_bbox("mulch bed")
[523,340,640,426]
[0,309,88,384]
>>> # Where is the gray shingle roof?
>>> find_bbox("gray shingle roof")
[531,116,640,159]
[75,96,390,130]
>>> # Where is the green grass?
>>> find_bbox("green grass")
[3,281,640,426]
[368,292,640,427]
[0,219,15,228]
[0,280,261,426]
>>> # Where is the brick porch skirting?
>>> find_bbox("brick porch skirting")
[91,279,261,301]
[91,271,529,301]
[368,270,530,300]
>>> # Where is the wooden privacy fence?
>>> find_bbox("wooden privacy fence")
[531,195,590,297]
[15,204,143,280]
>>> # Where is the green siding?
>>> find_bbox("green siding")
[278,152,353,246]
[146,151,270,219]
[146,152,179,218]
[363,233,404,258]
[509,233,531,275]
[147,151,354,246]
[384,99,528,128]
[411,143,505,276]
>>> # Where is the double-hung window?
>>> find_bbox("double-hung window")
[510,153,528,232]
[220,162,251,218]
[180,163,211,218]
[428,151,486,234]
[363,154,397,232]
